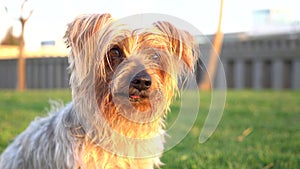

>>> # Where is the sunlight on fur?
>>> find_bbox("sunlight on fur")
[0,13,199,169]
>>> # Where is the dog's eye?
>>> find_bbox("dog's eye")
[109,47,122,58]
[153,52,160,60]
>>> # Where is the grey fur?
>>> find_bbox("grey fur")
[0,103,76,169]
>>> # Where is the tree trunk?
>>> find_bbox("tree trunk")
[17,19,26,91]
[199,0,224,91]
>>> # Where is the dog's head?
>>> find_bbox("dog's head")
[65,13,198,131]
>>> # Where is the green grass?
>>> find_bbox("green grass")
[0,90,71,151]
[0,90,299,168]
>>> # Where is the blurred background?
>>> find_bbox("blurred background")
[0,0,300,90]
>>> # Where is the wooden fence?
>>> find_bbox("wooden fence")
[0,57,69,89]
[0,32,300,90]
[198,33,300,90]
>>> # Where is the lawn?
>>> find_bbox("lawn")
[0,90,299,168]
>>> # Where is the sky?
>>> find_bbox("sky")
[0,0,300,50]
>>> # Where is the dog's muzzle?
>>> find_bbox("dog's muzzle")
[129,70,152,102]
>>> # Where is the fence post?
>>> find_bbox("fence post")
[292,59,300,89]
[272,59,284,90]
[234,59,245,89]
[253,60,263,90]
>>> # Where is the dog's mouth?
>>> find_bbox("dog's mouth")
[129,89,150,102]
[113,87,165,117]
[113,89,150,102]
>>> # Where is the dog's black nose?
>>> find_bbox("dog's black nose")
[130,71,152,91]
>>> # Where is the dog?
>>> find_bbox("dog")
[0,13,198,169]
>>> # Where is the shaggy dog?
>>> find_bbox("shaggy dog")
[0,13,198,169]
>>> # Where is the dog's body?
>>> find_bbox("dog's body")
[0,103,161,169]
[0,14,198,169]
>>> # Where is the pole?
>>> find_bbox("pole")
[200,0,224,90]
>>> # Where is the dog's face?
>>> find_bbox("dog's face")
[65,13,198,135]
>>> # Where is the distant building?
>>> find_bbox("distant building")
[0,39,68,59]
[41,40,55,47]
[251,8,300,35]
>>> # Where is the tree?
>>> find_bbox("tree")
[0,26,20,46]
[199,0,224,91]
[17,0,33,91]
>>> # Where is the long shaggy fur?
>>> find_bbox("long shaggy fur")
[0,13,198,169]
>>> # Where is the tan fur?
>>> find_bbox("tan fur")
[0,13,198,169]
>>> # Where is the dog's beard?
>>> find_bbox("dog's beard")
[112,87,166,123]
[111,68,166,123]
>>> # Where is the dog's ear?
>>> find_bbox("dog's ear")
[65,14,112,84]
[153,21,198,70]
[64,13,112,51]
